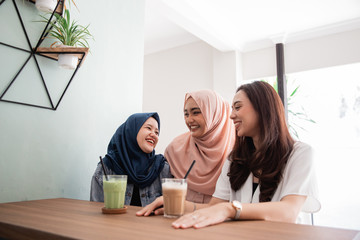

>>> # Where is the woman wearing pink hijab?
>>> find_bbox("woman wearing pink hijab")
[164,89,235,203]
[136,90,235,216]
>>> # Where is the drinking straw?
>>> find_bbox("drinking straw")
[184,160,196,179]
[99,156,109,181]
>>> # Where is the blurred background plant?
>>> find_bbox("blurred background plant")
[263,78,316,139]
[64,0,79,11]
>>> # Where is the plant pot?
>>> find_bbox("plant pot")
[57,45,79,69]
[35,0,57,13]
[58,54,78,69]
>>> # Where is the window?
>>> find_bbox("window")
[286,63,360,230]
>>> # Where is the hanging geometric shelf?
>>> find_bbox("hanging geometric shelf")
[0,0,88,111]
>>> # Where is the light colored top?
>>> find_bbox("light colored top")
[213,141,321,223]
[165,89,235,203]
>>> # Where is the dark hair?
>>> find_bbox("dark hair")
[228,81,294,202]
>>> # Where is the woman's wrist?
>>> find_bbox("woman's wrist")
[223,202,236,218]
[185,200,194,212]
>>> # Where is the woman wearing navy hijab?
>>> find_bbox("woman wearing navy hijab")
[90,112,172,206]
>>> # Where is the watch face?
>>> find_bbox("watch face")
[232,200,242,220]
[233,200,241,208]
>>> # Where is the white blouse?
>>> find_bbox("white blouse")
[213,141,321,223]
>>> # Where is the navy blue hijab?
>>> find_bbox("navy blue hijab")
[102,112,165,188]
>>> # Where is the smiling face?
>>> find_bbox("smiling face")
[230,90,260,142]
[136,117,159,153]
[184,97,207,138]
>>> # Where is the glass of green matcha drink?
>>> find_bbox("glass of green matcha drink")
[103,175,127,209]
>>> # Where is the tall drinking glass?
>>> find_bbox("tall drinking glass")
[103,175,127,209]
[162,178,187,218]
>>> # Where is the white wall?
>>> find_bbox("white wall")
[212,50,240,103]
[143,41,213,153]
[0,0,145,203]
[143,41,239,153]
[242,29,360,80]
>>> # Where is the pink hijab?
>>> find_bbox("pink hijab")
[165,89,235,196]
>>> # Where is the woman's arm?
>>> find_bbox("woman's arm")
[239,195,306,222]
[136,196,226,216]
[193,197,227,210]
[172,194,306,229]
[90,164,104,202]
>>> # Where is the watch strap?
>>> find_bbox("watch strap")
[232,200,242,220]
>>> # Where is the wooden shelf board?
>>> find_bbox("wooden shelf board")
[35,47,89,65]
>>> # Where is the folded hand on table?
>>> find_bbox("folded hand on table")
[136,196,164,216]
[172,202,233,229]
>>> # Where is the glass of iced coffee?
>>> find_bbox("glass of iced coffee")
[162,178,187,218]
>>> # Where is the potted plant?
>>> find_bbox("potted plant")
[38,9,93,69]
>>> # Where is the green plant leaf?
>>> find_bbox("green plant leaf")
[290,86,299,97]
[36,9,93,48]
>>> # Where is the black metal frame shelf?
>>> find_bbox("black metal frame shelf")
[0,0,88,111]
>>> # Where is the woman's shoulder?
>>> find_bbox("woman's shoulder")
[288,141,313,166]
[160,160,173,178]
[293,141,312,153]
[168,132,190,145]
[163,160,170,168]
[92,162,116,180]
[164,132,191,154]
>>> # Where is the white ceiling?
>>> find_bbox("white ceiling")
[144,0,360,55]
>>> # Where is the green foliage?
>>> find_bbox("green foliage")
[263,78,316,139]
[38,9,93,48]
[287,83,316,139]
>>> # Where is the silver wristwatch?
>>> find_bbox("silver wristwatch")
[231,200,242,220]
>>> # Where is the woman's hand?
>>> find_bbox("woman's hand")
[136,196,164,216]
[172,202,234,229]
